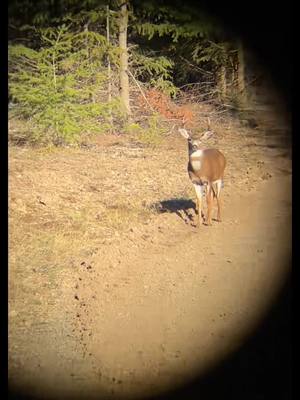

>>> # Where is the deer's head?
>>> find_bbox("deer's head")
[179,128,214,155]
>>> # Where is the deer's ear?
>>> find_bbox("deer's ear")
[178,128,190,139]
[200,130,214,141]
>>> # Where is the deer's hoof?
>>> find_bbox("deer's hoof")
[195,220,203,228]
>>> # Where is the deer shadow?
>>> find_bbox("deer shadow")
[151,198,200,226]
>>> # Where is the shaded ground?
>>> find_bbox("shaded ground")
[8,106,291,399]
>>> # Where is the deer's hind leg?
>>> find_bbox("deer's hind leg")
[206,184,214,226]
[215,179,223,222]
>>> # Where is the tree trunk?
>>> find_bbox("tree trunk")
[118,0,131,118]
[237,39,247,106]
[106,5,113,129]
[84,21,95,104]
[217,64,227,101]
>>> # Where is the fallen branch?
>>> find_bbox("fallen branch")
[127,69,154,112]
[179,56,214,75]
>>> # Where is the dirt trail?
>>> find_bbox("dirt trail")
[67,175,291,400]
[9,176,291,399]
[9,107,292,399]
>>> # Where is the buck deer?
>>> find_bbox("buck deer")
[179,128,226,226]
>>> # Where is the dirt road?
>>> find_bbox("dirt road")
[66,174,291,400]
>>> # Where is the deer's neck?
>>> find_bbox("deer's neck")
[188,139,194,157]
[188,140,204,159]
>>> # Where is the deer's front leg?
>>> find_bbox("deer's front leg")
[193,184,204,226]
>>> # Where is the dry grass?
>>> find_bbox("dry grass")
[9,140,187,273]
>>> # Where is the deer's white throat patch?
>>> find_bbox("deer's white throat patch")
[190,149,203,171]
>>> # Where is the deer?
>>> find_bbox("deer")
[179,127,226,227]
